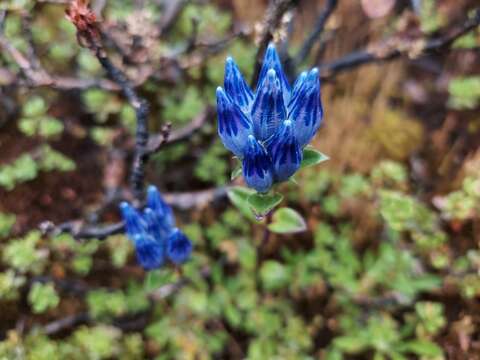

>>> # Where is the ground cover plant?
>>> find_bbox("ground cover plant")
[1,0,480,359]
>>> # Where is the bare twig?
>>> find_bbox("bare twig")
[66,0,152,203]
[251,0,299,87]
[158,0,188,35]
[95,55,150,202]
[44,313,91,335]
[0,31,52,86]
[148,266,211,301]
[294,0,338,67]
[41,187,229,240]
[146,106,213,154]
[319,8,480,79]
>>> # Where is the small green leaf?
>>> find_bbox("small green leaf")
[39,116,64,138]
[23,96,47,117]
[288,176,298,185]
[230,164,243,181]
[333,336,368,353]
[28,282,60,313]
[144,269,175,292]
[260,260,291,291]
[400,340,443,357]
[268,207,307,234]
[247,192,283,216]
[18,117,37,136]
[227,186,256,221]
[301,147,329,168]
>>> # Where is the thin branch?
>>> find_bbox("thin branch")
[251,0,298,87]
[94,54,150,202]
[40,187,229,240]
[66,1,153,203]
[148,265,211,301]
[146,106,213,154]
[319,8,480,79]
[294,0,338,67]
[44,313,91,335]
[158,0,188,35]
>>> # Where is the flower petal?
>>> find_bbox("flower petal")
[242,135,274,193]
[119,202,146,240]
[146,185,175,229]
[267,119,302,181]
[224,57,254,112]
[288,71,307,109]
[288,68,323,148]
[166,228,192,264]
[251,69,287,141]
[133,233,165,270]
[256,43,291,102]
[216,87,253,157]
[143,208,170,244]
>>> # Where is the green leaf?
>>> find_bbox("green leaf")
[333,336,368,353]
[247,192,284,217]
[28,282,60,313]
[400,340,443,357]
[268,207,307,234]
[144,269,175,292]
[23,96,47,117]
[260,260,291,291]
[18,117,37,136]
[230,163,243,181]
[227,186,256,221]
[39,116,64,138]
[301,147,329,168]
[0,212,16,238]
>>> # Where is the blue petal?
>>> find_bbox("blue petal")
[216,87,253,158]
[266,119,302,181]
[251,69,287,141]
[143,208,170,244]
[133,233,165,270]
[224,57,254,112]
[242,135,274,193]
[288,68,323,148]
[256,43,291,103]
[166,228,192,264]
[119,202,146,240]
[146,185,175,229]
[288,71,307,109]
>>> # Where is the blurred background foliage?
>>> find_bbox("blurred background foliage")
[1,0,480,359]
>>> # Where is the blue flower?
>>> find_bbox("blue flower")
[166,228,193,265]
[251,68,286,142]
[146,185,175,232]
[217,87,253,158]
[288,68,323,148]
[242,135,274,193]
[216,43,323,192]
[267,119,302,182]
[257,44,291,104]
[132,233,165,270]
[224,57,254,112]
[119,202,146,239]
[119,186,192,270]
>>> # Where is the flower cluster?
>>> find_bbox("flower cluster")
[119,186,192,270]
[216,44,323,193]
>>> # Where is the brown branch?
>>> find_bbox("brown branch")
[66,0,153,203]
[146,106,214,154]
[40,187,229,240]
[251,0,299,87]
[294,0,338,67]
[44,313,91,335]
[319,8,480,80]
[158,0,188,35]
